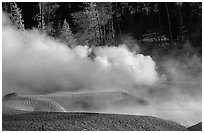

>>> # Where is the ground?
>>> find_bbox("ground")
[2,111,188,131]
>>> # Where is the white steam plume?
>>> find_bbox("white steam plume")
[2,13,159,95]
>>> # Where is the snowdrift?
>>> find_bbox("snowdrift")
[3,93,66,112]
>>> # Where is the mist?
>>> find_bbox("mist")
[2,13,202,127]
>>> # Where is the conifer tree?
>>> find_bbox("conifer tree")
[12,3,25,30]
[4,2,25,30]
[98,3,115,45]
[59,19,77,48]
[33,2,59,36]
[84,2,100,45]
[72,2,115,46]
[36,2,45,31]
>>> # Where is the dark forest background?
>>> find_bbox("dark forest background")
[2,2,202,57]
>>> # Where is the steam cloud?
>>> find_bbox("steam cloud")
[2,14,159,95]
[2,13,201,127]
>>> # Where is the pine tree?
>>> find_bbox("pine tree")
[97,2,115,45]
[84,2,100,45]
[72,2,115,46]
[4,2,25,30]
[33,2,59,36]
[59,19,77,48]
[12,3,25,30]
[36,2,45,31]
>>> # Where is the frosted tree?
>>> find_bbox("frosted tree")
[33,2,59,36]
[3,2,25,30]
[72,2,115,46]
[59,19,77,48]
[84,2,100,46]
[97,3,115,45]
[35,2,45,31]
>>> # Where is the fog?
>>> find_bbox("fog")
[2,13,202,127]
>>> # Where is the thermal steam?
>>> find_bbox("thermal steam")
[2,14,159,95]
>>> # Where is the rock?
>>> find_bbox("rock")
[187,122,202,131]
[3,92,18,100]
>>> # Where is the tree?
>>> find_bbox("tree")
[84,2,100,46]
[165,3,173,48]
[176,2,184,45]
[71,3,96,46]
[71,2,98,46]
[72,2,115,46]
[2,2,10,13]
[33,2,59,36]
[37,2,45,31]
[3,2,25,30]
[59,19,77,48]
[98,3,115,45]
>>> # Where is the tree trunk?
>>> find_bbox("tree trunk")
[158,4,162,47]
[39,2,45,31]
[115,3,123,41]
[165,3,173,49]
[98,23,102,45]
[47,3,50,34]
[103,25,106,43]
[110,3,115,45]
[178,4,183,45]
[188,3,193,43]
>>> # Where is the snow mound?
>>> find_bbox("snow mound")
[3,93,67,112]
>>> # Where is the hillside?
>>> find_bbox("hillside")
[2,112,187,131]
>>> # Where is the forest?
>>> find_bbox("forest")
[2,2,202,55]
